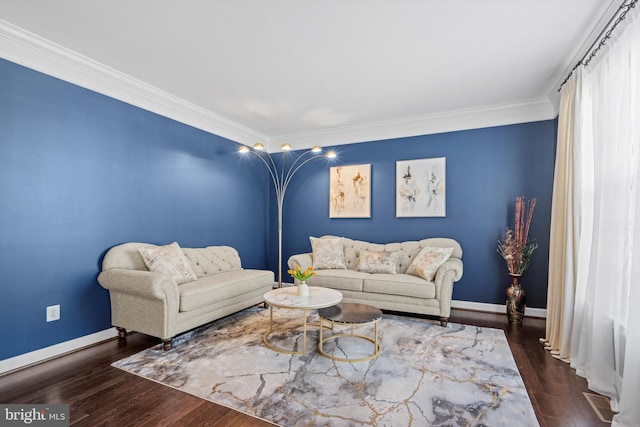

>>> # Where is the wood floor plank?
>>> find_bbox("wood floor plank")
[0,309,610,426]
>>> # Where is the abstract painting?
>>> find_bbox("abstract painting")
[330,164,371,218]
[396,157,446,217]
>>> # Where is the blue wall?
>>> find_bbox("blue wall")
[1,56,557,361]
[0,59,269,361]
[280,121,556,309]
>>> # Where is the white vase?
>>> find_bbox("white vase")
[297,281,309,297]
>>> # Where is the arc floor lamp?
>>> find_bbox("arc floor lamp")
[239,143,336,288]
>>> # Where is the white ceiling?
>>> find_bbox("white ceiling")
[0,0,620,150]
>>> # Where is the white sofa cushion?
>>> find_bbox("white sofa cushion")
[310,236,347,269]
[357,250,399,274]
[138,242,197,285]
[406,246,454,281]
[310,269,367,292]
[179,269,274,312]
[363,274,436,299]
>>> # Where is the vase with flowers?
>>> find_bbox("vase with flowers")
[497,197,538,324]
[287,265,316,297]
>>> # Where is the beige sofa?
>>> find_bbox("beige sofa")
[287,236,463,326]
[98,242,274,350]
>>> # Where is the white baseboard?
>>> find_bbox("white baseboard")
[0,328,117,375]
[452,300,547,318]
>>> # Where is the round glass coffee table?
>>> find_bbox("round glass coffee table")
[263,286,342,355]
[318,302,382,362]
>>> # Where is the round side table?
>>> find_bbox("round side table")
[318,302,382,362]
[263,286,342,355]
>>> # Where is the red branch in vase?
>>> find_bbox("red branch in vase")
[498,197,538,275]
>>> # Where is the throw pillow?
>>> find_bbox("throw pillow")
[356,250,399,274]
[406,246,454,281]
[138,242,198,285]
[310,237,347,269]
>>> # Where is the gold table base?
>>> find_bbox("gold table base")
[318,319,381,362]
[263,306,333,355]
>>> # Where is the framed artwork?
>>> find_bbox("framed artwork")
[329,164,371,218]
[396,157,446,217]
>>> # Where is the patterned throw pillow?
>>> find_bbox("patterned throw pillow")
[138,242,198,284]
[310,237,347,269]
[357,250,399,274]
[406,246,454,281]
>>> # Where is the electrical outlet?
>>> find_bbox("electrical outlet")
[46,305,60,322]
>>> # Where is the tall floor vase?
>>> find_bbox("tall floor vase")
[506,274,526,325]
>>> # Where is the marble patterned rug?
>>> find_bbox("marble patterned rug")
[113,306,539,426]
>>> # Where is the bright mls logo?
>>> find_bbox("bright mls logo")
[1,404,69,426]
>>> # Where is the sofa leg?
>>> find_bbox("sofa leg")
[440,317,448,327]
[262,302,269,309]
[116,327,127,339]
[162,338,173,351]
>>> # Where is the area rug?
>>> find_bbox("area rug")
[113,307,539,426]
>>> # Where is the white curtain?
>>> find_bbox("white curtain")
[543,69,583,362]
[545,6,640,426]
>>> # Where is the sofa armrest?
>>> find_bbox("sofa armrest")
[433,258,463,319]
[435,258,463,284]
[97,269,179,301]
[97,268,181,339]
[287,253,313,271]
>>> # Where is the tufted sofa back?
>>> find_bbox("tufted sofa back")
[317,235,463,274]
[101,242,242,277]
[182,247,242,277]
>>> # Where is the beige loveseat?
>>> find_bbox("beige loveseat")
[98,242,274,350]
[288,236,463,326]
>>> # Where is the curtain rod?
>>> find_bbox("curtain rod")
[558,0,637,91]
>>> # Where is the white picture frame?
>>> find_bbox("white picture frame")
[396,157,446,217]
[329,164,371,218]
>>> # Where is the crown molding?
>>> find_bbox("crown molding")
[546,0,620,101]
[545,0,620,118]
[0,20,268,147]
[1,20,556,153]
[269,97,556,151]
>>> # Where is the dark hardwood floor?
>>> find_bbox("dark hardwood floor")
[0,308,609,426]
